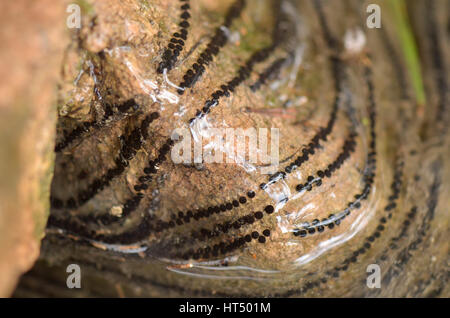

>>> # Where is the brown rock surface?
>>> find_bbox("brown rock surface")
[0,0,67,296]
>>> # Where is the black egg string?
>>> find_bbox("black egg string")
[177,0,246,93]
[259,56,343,190]
[291,96,416,297]
[271,62,384,297]
[310,159,405,277]
[377,183,436,265]
[331,194,414,281]
[359,158,404,251]
[51,42,400,292]
[162,206,275,255]
[178,227,272,260]
[187,1,289,124]
[379,28,409,100]
[157,0,191,74]
[329,175,408,278]
[186,204,275,243]
[387,206,417,250]
[80,189,258,233]
[250,56,290,92]
[126,3,430,296]
[294,130,357,194]
[256,4,345,188]
[147,194,261,233]
[55,98,140,152]
[391,174,441,271]
[75,135,179,227]
[292,65,378,238]
[50,111,160,211]
[384,160,404,216]
[160,190,257,230]
[268,164,411,297]
[47,211,154,245]
[313,0,338,50]
[281,66,423,296]
[181,2,344,205]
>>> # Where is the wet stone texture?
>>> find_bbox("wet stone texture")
[0,0,67,296]
[14,0,450,297]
